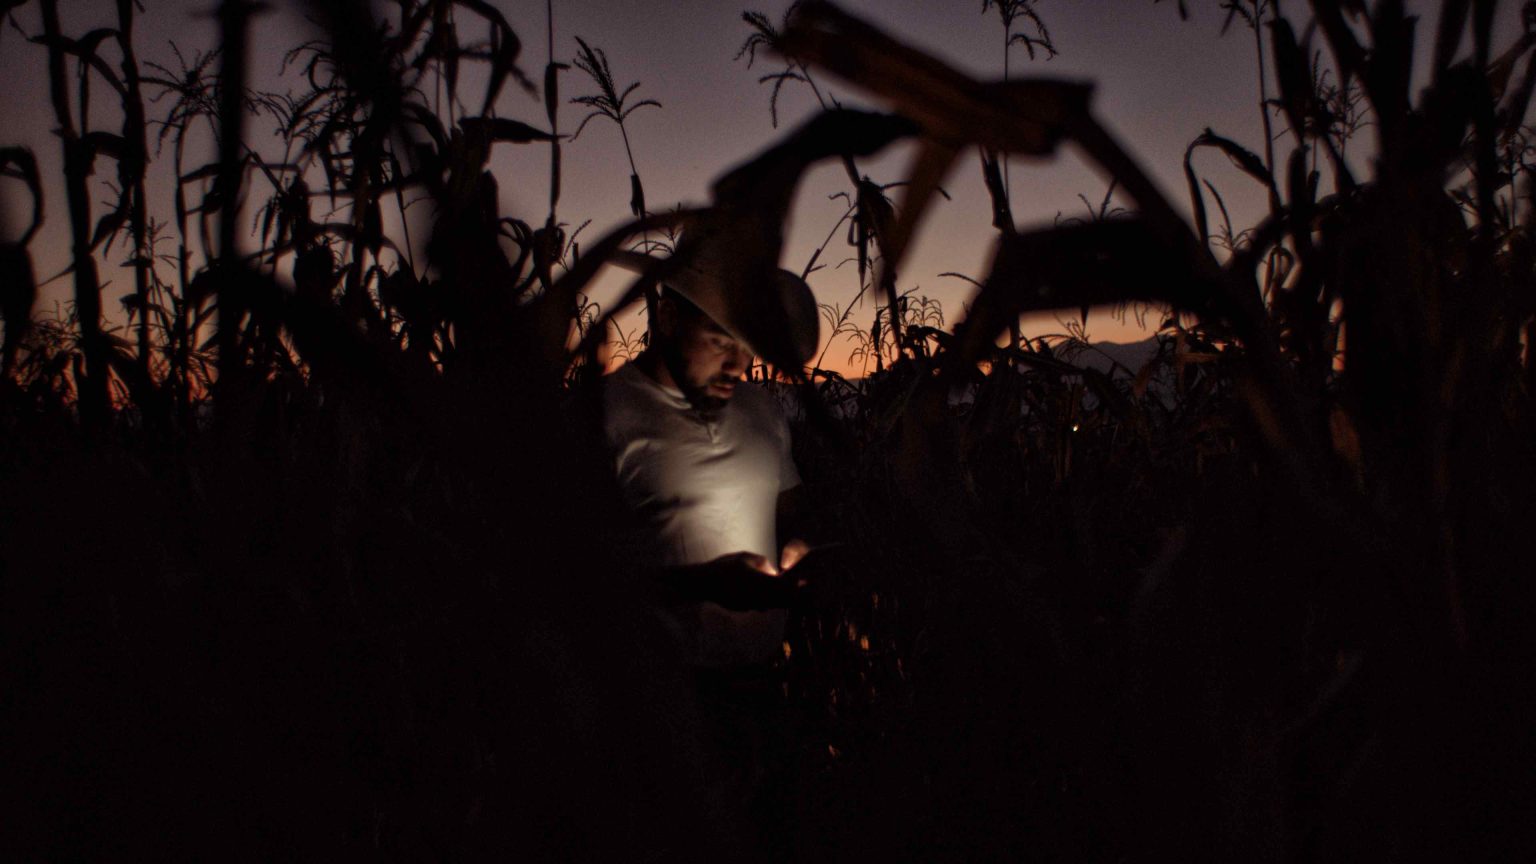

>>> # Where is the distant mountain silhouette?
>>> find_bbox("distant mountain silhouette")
[1072,337,1162,377]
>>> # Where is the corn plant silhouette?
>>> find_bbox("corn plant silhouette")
[570,36,660,221]
[774,1,1536,856]
[740,1,935,370]
[2,0,1534,860]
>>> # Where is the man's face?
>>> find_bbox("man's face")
[657,295,752,410]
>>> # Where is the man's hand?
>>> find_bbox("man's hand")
[660,551,802,611]
[779,538,811,573]
[728,550,779,577]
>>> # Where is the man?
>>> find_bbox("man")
[600,251,818,667]
[592,249,822,859]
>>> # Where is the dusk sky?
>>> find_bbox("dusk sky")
[1,1,1522,365]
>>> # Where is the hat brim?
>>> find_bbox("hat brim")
[608,249,820,367]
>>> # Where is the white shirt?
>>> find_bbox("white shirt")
[603,362,800,666]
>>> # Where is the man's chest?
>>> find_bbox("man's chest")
[615,411,783,506]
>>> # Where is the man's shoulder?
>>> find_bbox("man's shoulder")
[602,362,658,414]
[604,361,678,402]
[599,363,674,444]
[561,364,654,442]
[601,360,642,390]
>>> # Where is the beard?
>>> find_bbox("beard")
[680,377,732,413]
[658,345,735,411]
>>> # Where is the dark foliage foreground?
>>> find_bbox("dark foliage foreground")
[3,1,1536,860]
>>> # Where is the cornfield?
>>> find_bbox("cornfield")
[2,0,1533,860]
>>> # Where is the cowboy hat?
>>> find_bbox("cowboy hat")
[607,246,821,368]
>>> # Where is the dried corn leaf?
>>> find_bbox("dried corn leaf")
[778,1,1090,156]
